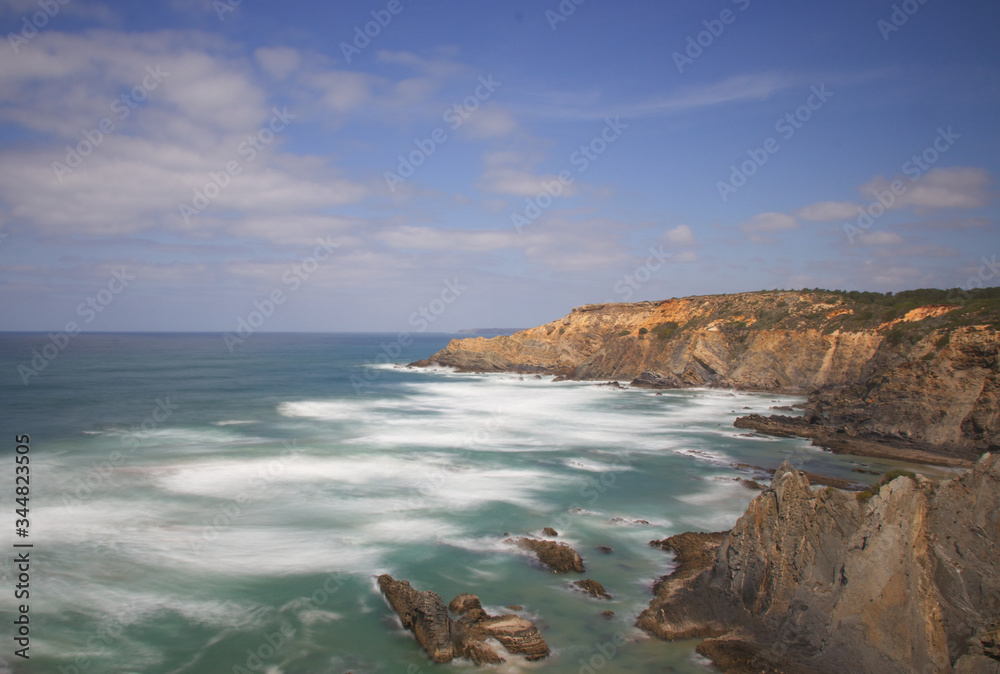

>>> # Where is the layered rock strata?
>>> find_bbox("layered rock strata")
[637,454,1000,674]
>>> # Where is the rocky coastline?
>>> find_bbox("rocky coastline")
[637,454,1000,673]
[414,290,1000,465]
[395,290,1000,671]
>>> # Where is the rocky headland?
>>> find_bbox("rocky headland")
[637,454,1000,673]
[415,288,1000,463]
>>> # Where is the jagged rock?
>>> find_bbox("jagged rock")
[508,537,585,573]
[598,380,624,389]
[630,371,686,389]
[638,454,1000,674]
[574,579,611,599]
[377,575,453,663]
[472,615,549,661]
[597,545,613,554]
[379,579,549,664]
[456,638,504,666]
[542,527,558,536]
[601,610,615,619]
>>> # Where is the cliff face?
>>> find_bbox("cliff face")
[419,291,1000,458]
[637,454,1000,674]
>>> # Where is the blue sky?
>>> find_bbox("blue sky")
[0,0,998,332]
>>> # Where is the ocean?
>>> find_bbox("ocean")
[0,333,953,674]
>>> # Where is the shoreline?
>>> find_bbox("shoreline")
[407,362,982,471]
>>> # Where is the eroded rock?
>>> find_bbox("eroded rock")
[379,578,549,665]
[507,537,585,573]
[638,454,1000,674]
[573,579,611,599]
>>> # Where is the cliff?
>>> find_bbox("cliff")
[637,454,1000,674]
[415,289,1000,461]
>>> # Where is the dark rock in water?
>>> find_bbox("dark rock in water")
[740,479,765,491]
[542,527,558,537]
[574,579,611,599]
[630,371,684,389]
[597,545,613,554]
[507,537,585,573]
[505,605,523,612]
[379,578,549,665]
[601,610,616,619]
[598,380,624,389]
[638,454,1000,674]
[609,517,650,526]
[377,575,453,663]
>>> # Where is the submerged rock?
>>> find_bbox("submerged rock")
[573,579,611,599]
[379,577,549,665]
[638,454,1000,674]
[507,537,585,573]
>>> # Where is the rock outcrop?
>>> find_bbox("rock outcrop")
[415,290,1000,462]
[507,537,585,573]
[637,454,1000,674]
[378,576,549,664]
[574,579,612,599]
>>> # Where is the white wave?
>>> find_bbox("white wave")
[213,420,257,426]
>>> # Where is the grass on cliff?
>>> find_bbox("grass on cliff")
[855,469,917,503]
[671,287,1000,339]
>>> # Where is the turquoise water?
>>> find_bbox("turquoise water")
[0,333,956,674]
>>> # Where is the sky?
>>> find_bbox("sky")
[0,0,998,332]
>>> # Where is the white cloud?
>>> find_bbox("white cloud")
[664,224,696,246]
[458,105,517,139]
[739,212,798,233]
[856,231,903,246]
[859,167,991,211]
[255,47,301,80]
[795,201,859,221]
[670,250,698,263]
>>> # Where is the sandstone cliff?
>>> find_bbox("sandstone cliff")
[416,290,1000,460]
[637,454,1000,674]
